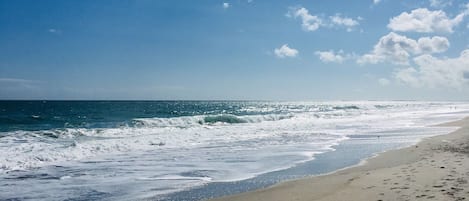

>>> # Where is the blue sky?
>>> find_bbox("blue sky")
[1,0,469,100]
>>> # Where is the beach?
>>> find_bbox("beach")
[211,117,469,201]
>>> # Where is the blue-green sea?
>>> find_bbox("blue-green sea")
[1,101,469,200]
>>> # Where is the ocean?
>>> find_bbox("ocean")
[1,101,469,200]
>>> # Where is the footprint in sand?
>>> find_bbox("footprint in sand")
[451,187,463,191]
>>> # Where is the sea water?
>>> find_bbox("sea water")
[1,101,468,200]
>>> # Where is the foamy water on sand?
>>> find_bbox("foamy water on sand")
[1,101,469,200]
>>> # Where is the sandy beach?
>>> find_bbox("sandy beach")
[211,117,469,201]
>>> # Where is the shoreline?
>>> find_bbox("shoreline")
[210,117,469,201]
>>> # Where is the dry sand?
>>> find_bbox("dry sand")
[211,117,469,201]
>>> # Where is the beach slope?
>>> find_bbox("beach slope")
[211,117,469,201]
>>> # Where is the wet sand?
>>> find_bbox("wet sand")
[211,117,469,201]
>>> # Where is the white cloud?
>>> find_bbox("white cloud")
[378,78,390,86]
[287,7,360,32]
[373,0,381,5]
[315,50,352,63]
[288,7,323,31]
[223,2,230,9]
[394,68,421,87]
[417,36,449,54]
[388,8,464,33]
[274,44,299,58]
[394,49,469,88]
[330,14,360,31]
[358,32,449,65]
[429,0,452,8]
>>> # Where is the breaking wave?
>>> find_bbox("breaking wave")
[132,114,294,128]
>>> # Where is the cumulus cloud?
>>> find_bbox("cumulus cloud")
[373,0,381,5]
[357,32,449,65]
[417,36,450,53]
[315,50,353,63]
[330,14,360,31]
[287,7,361,32]
[223,2,230,9]
[388,8,464,33]
[274,44,299,58]
[394,50,469,88]
[288,7,323,31]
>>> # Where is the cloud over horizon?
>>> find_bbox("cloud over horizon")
[395,49,469,89]
[283,2,469,90]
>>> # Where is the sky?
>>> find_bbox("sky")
[1,0,469,100]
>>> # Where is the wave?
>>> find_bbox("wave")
[2,102,467,174]
[332,105,360,110]
[0,111,335,173]
[132,113,294,128]
[203,115,247,124]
